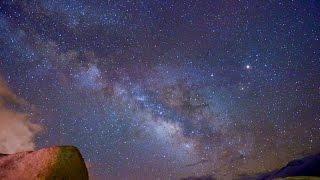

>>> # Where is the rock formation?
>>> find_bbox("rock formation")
[0,146,88,180]
[260,152,320,179]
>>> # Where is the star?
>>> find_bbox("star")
[0,1,319,179]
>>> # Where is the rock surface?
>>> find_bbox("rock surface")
[0,146,88,180]
[181,175,215,180]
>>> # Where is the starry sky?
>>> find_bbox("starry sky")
[0,0,320,179]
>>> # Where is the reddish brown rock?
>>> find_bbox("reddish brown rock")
[0,146,88,180]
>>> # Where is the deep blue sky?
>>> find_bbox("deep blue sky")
[0,0,320,179]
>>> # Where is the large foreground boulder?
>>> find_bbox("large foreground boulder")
[0,146,88,180]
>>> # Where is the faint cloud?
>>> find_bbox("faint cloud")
[0,77,42,154]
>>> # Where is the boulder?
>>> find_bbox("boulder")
[0,146,88,180]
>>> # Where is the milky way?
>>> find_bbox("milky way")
[0,1,320,179]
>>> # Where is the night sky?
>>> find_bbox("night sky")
[0,0,320,179]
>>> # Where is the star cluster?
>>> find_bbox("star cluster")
[0,0,320,179]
